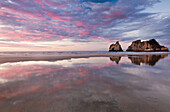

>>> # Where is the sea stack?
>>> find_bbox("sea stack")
[126,39,169,52]
[109,41,123,52]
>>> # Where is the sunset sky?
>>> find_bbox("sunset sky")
[0,0,170,51]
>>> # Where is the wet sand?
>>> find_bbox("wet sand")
[0,53,170,112]
[0,52,169,64]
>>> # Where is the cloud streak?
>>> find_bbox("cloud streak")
[0,0,169,50]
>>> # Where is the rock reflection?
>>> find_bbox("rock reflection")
[109,54,168,66]
[128,54,168,66]
[109,56,121,64]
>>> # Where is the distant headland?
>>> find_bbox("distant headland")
[109,39,169,52]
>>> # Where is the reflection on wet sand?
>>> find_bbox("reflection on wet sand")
[0,65,122,112]
[0,54,170,112]
[128,54,168,66]
[109,56,121,64]
[109,54,168,66]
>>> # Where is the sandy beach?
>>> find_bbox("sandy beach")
[0,52,169,64]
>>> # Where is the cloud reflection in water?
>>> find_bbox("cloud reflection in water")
[0,54,169,112]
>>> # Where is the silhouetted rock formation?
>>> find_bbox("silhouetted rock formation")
[110,56,121,64]
[109,41,123,52]
[128,54,168,66]
[126,39,169,52]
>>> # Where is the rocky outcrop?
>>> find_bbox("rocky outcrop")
[128,54,168,66]
[126,39,169,52]
[109,41,123,52]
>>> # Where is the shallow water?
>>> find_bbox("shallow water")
[0,54,170,112]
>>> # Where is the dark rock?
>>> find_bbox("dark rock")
[109,41,123,52]
[128,54,168,66]
[126,39,169,52]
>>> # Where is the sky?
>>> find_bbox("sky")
[0,0,170,51]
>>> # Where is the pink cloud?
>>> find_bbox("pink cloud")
[103,10,127,19]
[44,11,71,22]
[77,29,90,37]
[35,0,46,7]
[77,7,83,11]
[0,6,44,20]
[44,0,67,8]
[0,29,45,41]
[75,21,88,27]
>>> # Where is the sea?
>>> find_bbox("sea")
[0,51,169,112]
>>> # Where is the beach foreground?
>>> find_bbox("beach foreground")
[0,52,170,112]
